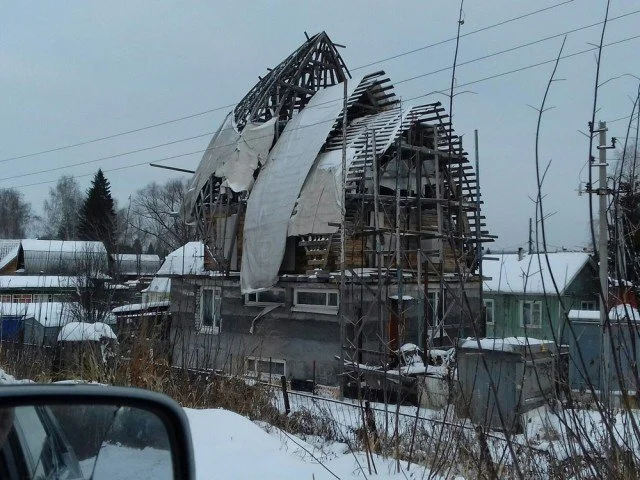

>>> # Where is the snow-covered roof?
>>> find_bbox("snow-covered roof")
[567,309,601,321]
[0,275,78,290]
[482,252,591,295]
[113,254,162,276]
[0,302,76,328]
[111,300,170,314]
[156,242,209,276]
[569,304,640,323]
[142,276,171,294]
[460,337,552,353]
[19,239,109,275]
[57,321,117,342]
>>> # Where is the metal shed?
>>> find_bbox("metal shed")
[568,305,640,396]
[456,337,557,432]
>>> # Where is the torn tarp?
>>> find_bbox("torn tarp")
[181,114,275,225]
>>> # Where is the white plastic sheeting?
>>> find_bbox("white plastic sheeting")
[241,82,356,293]
[181,114,276,224]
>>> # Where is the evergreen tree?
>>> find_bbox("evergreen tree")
[78,169,117,253]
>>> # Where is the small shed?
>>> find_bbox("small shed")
[568,304,640,396]
[0,302,75,346]
[457,337,557,432]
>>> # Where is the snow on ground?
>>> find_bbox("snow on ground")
[79,444,172,480]
[185,407,440,480]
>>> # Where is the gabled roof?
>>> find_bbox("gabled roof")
[156,242,211,276]
[482,252,592,295]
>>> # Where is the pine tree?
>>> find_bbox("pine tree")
[78,169,117,253]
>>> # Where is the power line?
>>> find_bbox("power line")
[4,11,638,183]
[351,0,575,71]
[8,31,640,191]
[0,1,575,164]
[0,103,236,164]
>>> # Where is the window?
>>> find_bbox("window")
[199,287,221,334]
[32,294,52,303]
[245,289,285,306]
[484,299,495,325]
[293,289,339,314]
[12,294,32,304]
[520,300,542,328]
[0,294,10,303]
[581,300,597,311]
[245,356,286,381]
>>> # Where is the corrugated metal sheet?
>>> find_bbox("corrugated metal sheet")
[113,254,161,276]
[20,240,108,275]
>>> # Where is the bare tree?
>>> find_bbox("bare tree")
[0,188,32,238]
[129,178,195,255]
[42,175,84,240]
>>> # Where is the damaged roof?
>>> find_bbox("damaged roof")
[181,32,475,293]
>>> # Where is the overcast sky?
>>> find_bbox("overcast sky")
[1,0,639,251]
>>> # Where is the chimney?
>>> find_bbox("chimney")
[518,247,525,261]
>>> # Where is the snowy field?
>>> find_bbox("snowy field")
[185,407,446,480]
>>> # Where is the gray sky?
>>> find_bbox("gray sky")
[1,0,639,251]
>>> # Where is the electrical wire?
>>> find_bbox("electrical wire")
[0,0,576,164]
[3,16,640,185]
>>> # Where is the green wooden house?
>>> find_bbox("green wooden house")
[482,250,599,342]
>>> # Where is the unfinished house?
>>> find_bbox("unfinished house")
[172,32,492,386]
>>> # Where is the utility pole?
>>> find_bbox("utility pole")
[594,120,612,406]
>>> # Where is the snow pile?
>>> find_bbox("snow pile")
[185,408,435,479]
[57,322,117,342]
[111,301,170,314]
[460,337,550,352]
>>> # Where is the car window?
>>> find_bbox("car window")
[13,406,47,476]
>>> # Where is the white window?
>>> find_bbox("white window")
[293,289,339,314]
[520,300,542,328]
[245,356,286,381]
[32,294,51,303]
[199,287,221,334]
[581,300,597,311]
[245,289,285,306]
[0,294,11,303]
[484,299,494,325]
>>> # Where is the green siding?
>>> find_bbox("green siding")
[485,263,600,342]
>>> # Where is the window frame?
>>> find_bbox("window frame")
[199,287,221,335]
[244,288,285,307]
[292,288,339,314]
[12,294,32,304]
[245,356,286,381]
[484,298,495,325]
[519,300,542,329]
[581,300,598,311]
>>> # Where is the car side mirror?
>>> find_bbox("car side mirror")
[0,384,195,480]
